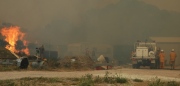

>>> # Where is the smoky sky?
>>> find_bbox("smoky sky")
[0,0,180,45]
[139,0,180,13]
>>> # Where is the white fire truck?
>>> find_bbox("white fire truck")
[131,41,157,69]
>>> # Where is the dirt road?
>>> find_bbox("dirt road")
[0,68,180,81]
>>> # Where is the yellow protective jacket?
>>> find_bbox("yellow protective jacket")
[170,52,177,61]
[159,52,165,62]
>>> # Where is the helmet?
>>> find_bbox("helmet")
[172,49,174,51]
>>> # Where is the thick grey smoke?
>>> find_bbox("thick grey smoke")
[1,0,180,64]
[0,0,180,45]
[29,0,180,45]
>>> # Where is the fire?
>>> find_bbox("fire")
[0,26,30,55]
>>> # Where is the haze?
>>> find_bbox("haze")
[0,0,180,45]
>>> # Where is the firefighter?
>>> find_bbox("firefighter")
[159,50,165,69]
[36,48,40,57]
[39,45,45,58]
[169,49,177,70]
[155,48,160,69]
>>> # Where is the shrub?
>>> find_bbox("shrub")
[149,79,180,86]
[94,75,103,83]
[133,78,143,82]
[78,74,94,86]
[0,80,16,86]
[166,81,180,86]
[148,79,165,86]
[48,77,61,83]
[103,72,128,84]
[103,71,113,83]
[116,77,128,83]
[20,80,31,86]
[67,77,80,81]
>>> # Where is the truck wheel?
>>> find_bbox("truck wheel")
[132,64,140,69]
[132,64,136,68]
[136,63,140,69]
[150,63,155,69]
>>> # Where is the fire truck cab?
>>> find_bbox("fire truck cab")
[131,41,157,69]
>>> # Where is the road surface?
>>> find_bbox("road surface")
[0,68,180,81]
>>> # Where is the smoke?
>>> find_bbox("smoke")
[1,0,180,65]
[139,0,180,13]
[0,0,180,45]
[30,0,180,45]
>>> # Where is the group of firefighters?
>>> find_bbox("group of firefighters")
[155,48,177,70]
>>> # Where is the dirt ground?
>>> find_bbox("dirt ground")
[0,67,180,82]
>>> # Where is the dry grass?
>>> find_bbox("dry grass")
[0,72,129,86]
[0,72,179,86]
[0,65,20,71]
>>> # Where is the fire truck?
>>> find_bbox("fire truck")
[131,41,157,69]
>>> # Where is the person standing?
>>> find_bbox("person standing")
[169,49,177,70]
[39,45,45,58]
[159,50,165,69]
[155,48,160,69]
[36,48,40,57]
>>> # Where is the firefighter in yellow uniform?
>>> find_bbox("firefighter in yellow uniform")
[169,49,177,70]
[159,50,165,69]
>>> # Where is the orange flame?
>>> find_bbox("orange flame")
[0,26,30,55]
